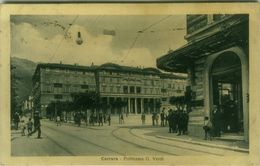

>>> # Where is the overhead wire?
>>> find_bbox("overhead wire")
[48,15,79,62]
[119,15,173,64]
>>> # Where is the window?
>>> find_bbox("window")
[54,94,63,99]
[54,83,62,88]
[123,86,128,93]
[110,86,114,93]
[102,86,107,92]
[130,86,135,93]
[117,86,121,93]
[136,87,141,94]
[161,88,166,93]
[81,85,89,89]
[168,84,171,88]
[102,77,105,82]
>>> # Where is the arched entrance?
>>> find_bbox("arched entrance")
[210,52,243,133]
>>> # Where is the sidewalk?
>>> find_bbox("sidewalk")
[136,126,249,153]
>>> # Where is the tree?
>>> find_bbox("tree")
[110,99,127,114]
[169,96,186,111]
[11,65,20,119]
[155,101,162,113]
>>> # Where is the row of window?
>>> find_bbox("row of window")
[42,76,95,84]
[101,85,184,95]
[42,84,95,93]
[44,68,94,75]
[100,77,185,89]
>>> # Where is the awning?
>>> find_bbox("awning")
[156,15,248,73]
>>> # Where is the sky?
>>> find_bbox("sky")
[11,15,187,68]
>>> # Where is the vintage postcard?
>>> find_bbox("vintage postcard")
[0,3,260,166]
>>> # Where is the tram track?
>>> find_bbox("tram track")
[111,127,178,156]
[44,125,124,155]
[42,132,76,156]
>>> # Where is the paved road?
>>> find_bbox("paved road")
[11,120,248,156]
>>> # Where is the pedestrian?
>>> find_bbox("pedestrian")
[172,110,178,133]
[177,111,185,136]
[155,113,159,126]
[165,111,168,126]
[20,119,26,136]
[27,118,33,135]
[212,105,221,137]
[152,112,156,126]
[203,116,212,140]
[13,112,20,130]
[168,109,173,133]
[98,112,103,126]
[76,112,81,127]
[56,115,61,126]
[183,111,189,135]
[103,113,107,124]
[28,111,41,139]
[107,114,111,126]
[141,113,146,125]
[160,108,165,127]
[120,114,124,124]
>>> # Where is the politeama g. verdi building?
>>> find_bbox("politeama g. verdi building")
[157,14,249,141]
[32,63,186,117]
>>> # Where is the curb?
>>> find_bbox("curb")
[155,135,249,153]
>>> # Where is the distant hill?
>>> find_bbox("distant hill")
[11,57,37,103]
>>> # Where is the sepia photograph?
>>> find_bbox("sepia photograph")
[1,3,260,166]
[9,13,249,156]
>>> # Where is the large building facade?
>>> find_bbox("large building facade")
[157,14,249,141]
[32,63,186,117]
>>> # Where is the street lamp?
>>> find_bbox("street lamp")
[76,31,83,45]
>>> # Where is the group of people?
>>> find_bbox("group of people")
[12,111,42,139]
[149,108,189,136]
[168,109,189,135]
[73,111,113,127]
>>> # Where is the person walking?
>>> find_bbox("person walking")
[172,110,178,133]
[56,115,61,126]
[120,114,124,124]
[20,119,26,136]
[183,111,189,135]
[203,116,212,140]
[98,112,103,126]
[155,113,159,126]
[152,112,156,126]
[212,105,221,137]
[160,108,165,127]
[168,109,173,133]
[13,112,20,130]
[141,113,146,125]
[107,114,111,126]
[177,111,185,136]
[27,118,33,135]
[28,111,41,139]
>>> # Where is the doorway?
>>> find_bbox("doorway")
[211,52,244,133]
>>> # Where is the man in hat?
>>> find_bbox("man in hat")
[28,111,41,139]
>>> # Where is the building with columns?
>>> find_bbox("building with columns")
[32,63,186,117]
[157,14,249,141]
